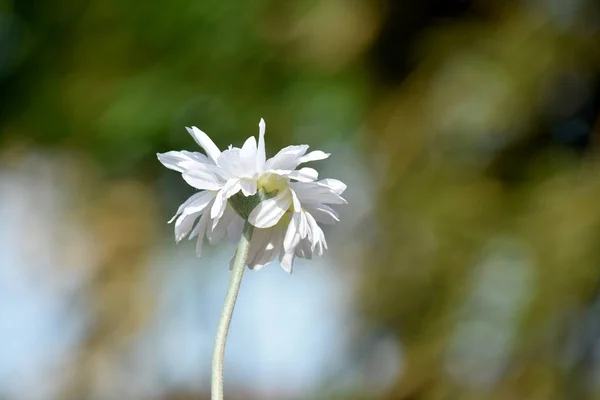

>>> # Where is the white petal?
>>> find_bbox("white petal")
[240,136,257,157]
[223,179,244,198]
[290,189,302,212]
[180,150,212,165]
[193,212,210,257]
[210,179,243,221]
[207,206,235,245]
[279,251,296,273]
[312,239,325,257]
[247,227,274,270]
[257,118,266,172]
[239,136,258,175]
[217,148,246,178]
[318,178,347,195]
[303,203,339,224]
[298,211,309,238]
[248,189,292,228]
[186,151,212,164]
[273,167,318,182]
[317,233,328,254]
[174,211,201,242]
[268,222,286,253]
[183,168,226,191]
[251,244,280,270]
[199,163,231,182]
[157,151,200,173]
[264,145,309,171]
[188,208,210,240]
[298,150,330,164]
[304,211,324,251]
[157,151,185,171]
[210,194,228,223]
[180,191,216,216]
[290,182,347,205]
[239,179,257,196]
[168,191,215,223]
[283,213,301,252]
[186,126,221,163]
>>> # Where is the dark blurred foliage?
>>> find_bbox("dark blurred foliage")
[0,0,371,178]
[2,0,600,399]
[363,1,600,399]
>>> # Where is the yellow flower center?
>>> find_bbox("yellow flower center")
[257,172,289,194]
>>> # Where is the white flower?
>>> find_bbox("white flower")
[244,178,347,272]
[157,118,346,271]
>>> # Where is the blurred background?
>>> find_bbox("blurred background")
[1,0,600,399]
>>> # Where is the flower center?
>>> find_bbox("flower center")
[257,173,289,194]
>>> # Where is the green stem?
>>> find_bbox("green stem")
[211,222,254,400]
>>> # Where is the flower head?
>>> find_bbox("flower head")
[243,178,346,272]
[158,119,346,272]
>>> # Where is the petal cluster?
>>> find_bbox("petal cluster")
[157,119,346,272]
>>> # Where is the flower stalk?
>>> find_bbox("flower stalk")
[211,221,254,400]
